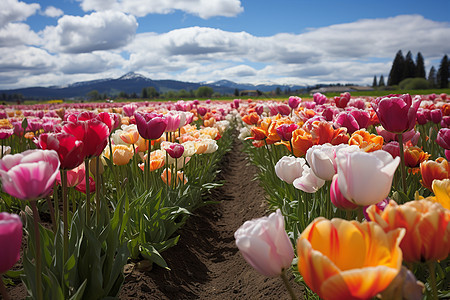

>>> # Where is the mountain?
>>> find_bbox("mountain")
[0,72,306,100]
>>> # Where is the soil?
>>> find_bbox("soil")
[6,137,303,300]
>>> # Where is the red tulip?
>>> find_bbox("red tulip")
[372,94,421,134]
[275,124,298,141]
[62,114,109,158]
[165,143,185,159]
[38,133,84,169]
[436,128,450,150]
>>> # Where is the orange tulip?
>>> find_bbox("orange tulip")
[119,129,140,145]
[161,168,187,186]
[104,145,134,165]
[297,217,404,300]
[309,121,349,145]
[420,157,450,190]
[247,126,268,141]
[139,149,165,171]
[290,128,313,157]
[242,112,260,125]
[349,129,383,152]
[403,146,430,168]
[367,200,450,263]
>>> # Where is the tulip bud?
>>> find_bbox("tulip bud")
[0,212,22,273]
[234,209,294,277]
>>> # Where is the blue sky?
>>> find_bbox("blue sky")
[1,0,449,89]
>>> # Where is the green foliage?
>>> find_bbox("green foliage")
[399,77,430,90]
[195,86,214,98]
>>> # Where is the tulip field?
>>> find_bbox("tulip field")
[0,93,449,299]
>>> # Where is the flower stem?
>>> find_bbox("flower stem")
[30,201,43,300]
[85,158,91,225]
[397,134,407,195]
[46,196,56,233]
[95,157,101,225]
[428,261,438,300]
[61,170,68,264]
[280,269,297,300]
[0,276,10,300]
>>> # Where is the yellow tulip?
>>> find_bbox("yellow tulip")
[297,217,404,300]
[426,179,450,210]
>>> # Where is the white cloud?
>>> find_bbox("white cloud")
[42,11,138,53]
[78,0,243,19]
[2,14,450,89]
[0,23,41,47]
[41,6,64,18]
[0,0,40,28]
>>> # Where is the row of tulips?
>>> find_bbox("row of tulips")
[235,92,449,299]
[0,99,235,299]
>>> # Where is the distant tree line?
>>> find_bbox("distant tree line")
[373,50,449,89]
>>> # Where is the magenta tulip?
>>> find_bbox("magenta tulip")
[0,212,22,273]
[0,149,60,201]
[122,104,137,117]
[334,112,359,134]
[436,128,450,150]
[134,112,167,140]
[276,124,298,141]
[234,209,294,277]
[372,94,421,134]
[38,133,85,170]
[0,128,14,140]
[288,96,301,109]
[165,143,185,159]
[430,109,442,124]
[349,109,370,129]
[313,93,327,105]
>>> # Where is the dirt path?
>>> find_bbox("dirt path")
[119,137,302,299]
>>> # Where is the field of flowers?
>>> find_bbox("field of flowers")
[0,92,449,299]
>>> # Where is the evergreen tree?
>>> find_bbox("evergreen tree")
[428,66,437,88]
[388,50,405,86]
[379,75,385,87]
[404,51,416,79]
[234,88,239,97]
[141,87,148,98]
[438,54,449,88]
[372,75,378,87]
[415,52,426,78]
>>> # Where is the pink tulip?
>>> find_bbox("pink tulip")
[349,109,370,129]
[277,104,291,116]
[276,124,298,141]
[363,198,390,221]
[430,109,442,124]
[330,175,358,210]
[165,143,185,159]
[293,166,325,193]
[313,93,327,105]
[334,112,359,134]
[56,164,86,187]
[234,209,294,277]
[164,112,182,132]
[436,128,450,150]
[382,141,401,158]
[0,212,22,273]
[372,94,421,134]
[0,128,14,140]
[123,104,137,117]
[288,96,301,109]
[416,108,429,125]
[0,149,60,201]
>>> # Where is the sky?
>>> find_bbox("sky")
[0,0,449,90]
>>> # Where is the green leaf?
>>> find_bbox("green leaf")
[140,244,169,269]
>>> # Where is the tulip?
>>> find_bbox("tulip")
[430,109,442,124]
[423,179,450,210]
[164,143,185,159]
[372,94,421,134]
[274,156,306,184]
[0,128,13,140]
[436,128,450,150]
[367,200,450,263]
[242,112,260,125]
[234,209,294,277]
[416,108,429,125]
[276,124,298,141]
[277,104,291,116]
[363,198,389,221]
[38,133,85,170]
[297,217,404,300]
[330,175,358,210]
[334,112,359,134]
[309,121,349,145]
[313,93,327,105]
[382,141,400,158]
[0,149,60,201]
[348,129,384,152]
[288,96,301,109]
[420,157,450,190]
[122,103,137,117]
[0,212,22,274]
[62,114,109,158]
[292,165,325,193]
[165,112,182,132]
[404,146,430,168]
[290,128,314,157]
[377,266,424,300]
[134,112,167,140]
[349,109,370,129]
[160,168,187,186]
[56,164,86,187]
[306,144,360,181]
[104,145,134,166]
[335,150,400,206]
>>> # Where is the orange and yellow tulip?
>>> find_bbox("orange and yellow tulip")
[420,157,450,190]
[290,128,313,157]
[297,217,404,300]
[425,179,450,210]
[242,112,260,125]
[348,129,383,152]
[104,145,134,166]
[367,200,450,263]
[404,146,430,168]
